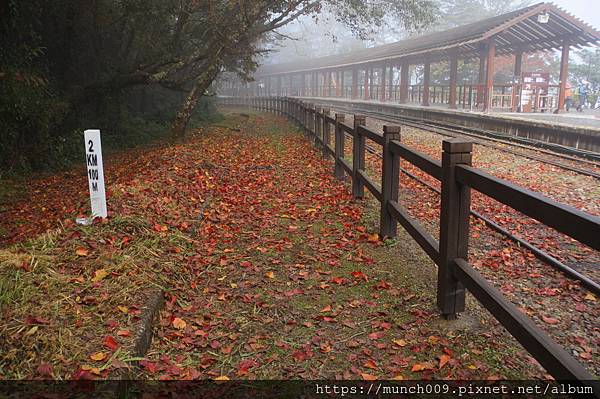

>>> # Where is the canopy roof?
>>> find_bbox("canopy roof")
[256,2,600,77]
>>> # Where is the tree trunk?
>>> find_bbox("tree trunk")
[170,55,222,141]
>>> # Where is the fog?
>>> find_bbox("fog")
[261,0,599,68]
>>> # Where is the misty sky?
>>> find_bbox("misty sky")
[552,0,600,30]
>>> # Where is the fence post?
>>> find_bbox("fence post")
[334,113,346,180]
[314,108,322,146]
[306,104,315,138]
[310,106,316,138]
[304,104,309,135]
[322,108,330,158]
[299,102,304,129]
[437,138,472,320]
[292,99,296,121]
[380,126,401,238]
[352,115,367,199]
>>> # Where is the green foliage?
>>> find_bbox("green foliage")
[570,49,600,89]
[1,0,436,173]
[432,0,534,30]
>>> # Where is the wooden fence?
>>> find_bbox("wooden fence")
[218,96,600,385]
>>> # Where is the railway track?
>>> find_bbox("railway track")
[321,103,600,180]
[341,131,600,295]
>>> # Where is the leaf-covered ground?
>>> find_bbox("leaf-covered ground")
[0,111,594,380]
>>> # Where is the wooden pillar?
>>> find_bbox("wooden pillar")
[512,51,523,111]
[556,40,570,113]
[477,46,486,106]
[380,64,387,102]
[322,71,328,97]
[400,62,409,103]
[340,70,345,98]
[351,67,358,99]
[335,70,342,97]
[388,64,395,100]
[369,67,374,99]
[422,61,431,106]
[483,40,496,112]
[364,66,370,100]
[277,76,282,96]
[449,54,458,109]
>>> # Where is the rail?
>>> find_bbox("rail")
[217,96,600,385]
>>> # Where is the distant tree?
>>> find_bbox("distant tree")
[570,49,600,89]
[431,0,534,31]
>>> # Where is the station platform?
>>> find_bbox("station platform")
[287,96,600,154]
[497,110,600,130]
[294,96,600,131]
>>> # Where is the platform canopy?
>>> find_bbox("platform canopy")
[256,2,600,77]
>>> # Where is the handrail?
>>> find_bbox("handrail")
[456,164,600,251]
[357,125,384,145]
[389,141,442,180]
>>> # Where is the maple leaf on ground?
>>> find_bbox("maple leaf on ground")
[542,316,559,325]
[103,336,119,351]
[172,318,187,330]
[411,363,428,372]
[76,248,89,257]
[36,362,53,377]
[361,373,377,381]
[91,269,108,282]
[25,315,50,325]
[90,352,107,361]
[140,360,158,374]
[364,359,378,370]
[439,354,451,369]
[351,271,368,281]
[292,350,308,362]
[331,277,345,285]
[153,224,168,232]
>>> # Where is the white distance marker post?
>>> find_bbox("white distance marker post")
[84,129,107,219]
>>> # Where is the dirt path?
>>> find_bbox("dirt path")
[134,112,547,380]
[0,111,558,380]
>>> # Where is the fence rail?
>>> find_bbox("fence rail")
[218,96,600,385]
